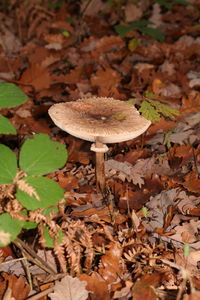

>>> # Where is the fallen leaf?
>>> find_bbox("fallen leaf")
[20,64,51,91]
[99,242,122,283]
[48,275,89,300]
[79,272,110,300]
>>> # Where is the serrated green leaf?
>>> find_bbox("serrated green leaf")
[43,225,64,248]
[149,99,180,120]
[0,83,28,108]
[126,98,138,105]
[0,213,24,246]
[115,20,151,37]
[139,101,161,122]
[19,133,68,176]
[138,27,164,42]
[16,176,64,210]
[0,144,17,184]
[0,115,16,134]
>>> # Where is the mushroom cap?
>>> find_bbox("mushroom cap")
[48,97,151,143]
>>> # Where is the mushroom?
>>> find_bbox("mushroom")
[48,97,151,193]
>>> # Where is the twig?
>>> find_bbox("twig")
[13,238,57,275]
[26,287,54,300]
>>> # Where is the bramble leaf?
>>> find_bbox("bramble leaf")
[16,176,64,210]
[0,144,17,184]
[19,133,68,176]
[0,213,24,246]
[0,115,16,134]
[0,82,28,108]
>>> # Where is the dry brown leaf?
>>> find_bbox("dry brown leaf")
[125,3,142,22]
[20,64,51,91]
[132,273,161,300]
[79,272,110,300]
[183,171,200,193]
[105,156,172,187]
[175,250,200,278]
[99,242,122,283]
[48,275,89,300]
[0,273,30,300]
[181,93,200,114]
[0,23,21,53]
[2,287,16,300]
[170,220,200,244]
[91,68,121,89]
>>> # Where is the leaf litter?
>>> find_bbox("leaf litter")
[0,0,200,299]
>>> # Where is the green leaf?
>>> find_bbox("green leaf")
[149,99,180,120]
[0,144,17,184]
[0,213,24,246]
[61,30,70,37]
[0,83,28,108]
[22,221,38,230]
[128,39,139,52]
[115,20,151,37]
[115,20,164,42]
[139,101,161,122]
[138,27,164,42]
[145,91,154,98]
[114,24,132,37]
[112,113,127,121]
[183,243,190,258]
[16,176,64,210]
[43,206,59,216]
[174,0,189,6]
[19,134,68,176]
[0,115,16,134]
[154,0,172,9]
[43,225,64,248]
[163,130,173,149]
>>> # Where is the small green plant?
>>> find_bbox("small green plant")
[115,20,164,42]
[128,92,180,123]
[138,92,180,122]
[0,133,68,246]
[0,83,68,247]
[154,0,189,10]
[0,82,28,134]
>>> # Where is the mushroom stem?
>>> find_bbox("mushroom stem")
[91,141,108,194]
[96,147,105,193]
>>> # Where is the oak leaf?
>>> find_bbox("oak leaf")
[48,276,89,300]
[20,64,51,91]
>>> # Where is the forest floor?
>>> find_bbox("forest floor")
[0,0,200,299]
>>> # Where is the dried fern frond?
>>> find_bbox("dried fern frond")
[5,199,23,214]
[17,179,40,201]
[54,242,66,273]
